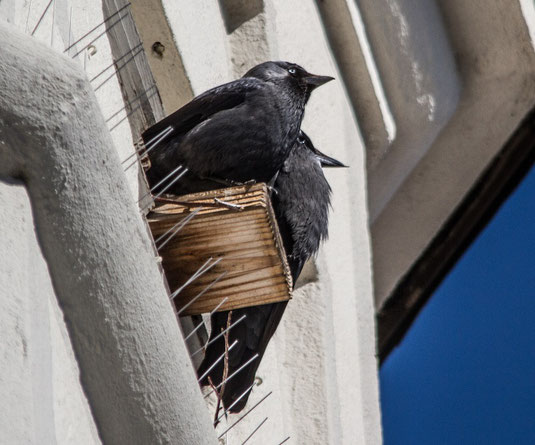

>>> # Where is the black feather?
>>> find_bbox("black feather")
[197,131,344,412]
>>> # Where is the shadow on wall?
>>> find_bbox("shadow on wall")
[219,0,264,33]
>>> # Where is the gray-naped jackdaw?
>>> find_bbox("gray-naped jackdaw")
[142,61,333,194]
[197,131,346,412]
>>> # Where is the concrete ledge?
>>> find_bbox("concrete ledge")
[372,0,535,309]
[0,21,217,445]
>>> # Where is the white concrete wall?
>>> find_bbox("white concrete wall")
[161,1,382,443]
[370,0,535,307]
[9,0,140,195]
[1,1,382,444]
[0,2,138,443]
[0,179,102,445]
[0,4,217,444]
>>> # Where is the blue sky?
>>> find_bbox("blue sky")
[380,164,535,444]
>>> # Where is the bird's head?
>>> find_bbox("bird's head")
[244,61,334,101]
[297,132,347,168]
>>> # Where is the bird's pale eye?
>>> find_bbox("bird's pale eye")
[288,68,297,75]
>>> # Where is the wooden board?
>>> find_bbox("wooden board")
[147,183,293,315]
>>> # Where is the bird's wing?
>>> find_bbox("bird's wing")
[197,302,288,413]
[141,78,264,143]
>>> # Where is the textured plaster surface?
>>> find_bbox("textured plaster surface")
[0,20,217,445]
[0,179,101,445]
[371,0,535,307]
[356,0,461,220]
[163,1,382,443]
[12,0,141,198]
[161,0,233,94]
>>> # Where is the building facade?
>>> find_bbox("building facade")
[1,1,534,444]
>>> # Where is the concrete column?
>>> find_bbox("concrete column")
[0,21,217,445]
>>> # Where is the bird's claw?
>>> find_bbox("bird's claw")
[266,184,278,195]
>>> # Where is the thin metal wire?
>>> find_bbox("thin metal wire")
[109,89,158,132]
[276,437,290,445]
[25,0,33,33]
[146,168,189,206]
[215,381,257,422]
[93,45,144,91]
[169,258,221,301]
[123,125,172,170]
[50,0,55,46]
[67,6,72,52]
[154,208,200,247]
[139,168,189,214]
[90,42,143,83]
[203,354,258,398]
[31,0,54,36]
[136,162,181,204]
[71,11,130,59]
[64,2,130,53]
[197,340,238,383]
[193,315,247,358]
[241,417,268,444]
[184,297,229,342]
[176,272,227,316]
[122,124,171,165]
[106,84,156,124]
[217,392,273,439]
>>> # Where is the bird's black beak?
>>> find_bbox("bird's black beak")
[313,148,347,168]
[304,73,334,91]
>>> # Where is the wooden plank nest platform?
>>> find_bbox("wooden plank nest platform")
[147,183,293,316]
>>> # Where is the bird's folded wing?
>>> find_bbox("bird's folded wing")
[141,78,264,143]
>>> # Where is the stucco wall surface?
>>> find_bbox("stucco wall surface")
[0,179,102,445]
[0,0,383,443]
[0,19,217,445]
[161,1,382,444]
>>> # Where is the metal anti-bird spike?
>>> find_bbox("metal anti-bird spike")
[30,0,54,36]
[111,89,159,133]
[192,315,248,358]
[197,340,238,383]
[63,3,131,53]
[141,61,333,196]
[184,297,228,342]
[108,84,157,124]
[198,130,345,413]
[215,381,258,423]
[217,391,272,439]
[71,9,131,59]
[123,125,173,169]
[138,167,188,214]
[168,257,221,302]
[240,416,268,444]
[155,208,201,249]
[176,271,226,316]
[203,353,258,397]
[92,44,144,91]
[137,163,182,203]
[141,61,337,413]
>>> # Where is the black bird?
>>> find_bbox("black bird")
[142,61,333,195]
[197,131,346,412]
